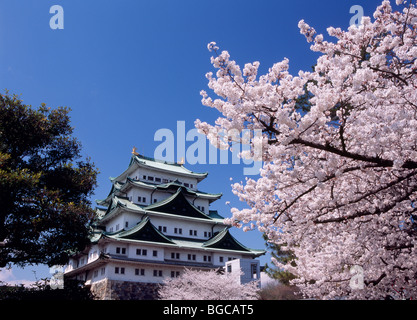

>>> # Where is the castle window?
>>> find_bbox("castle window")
[251,264,258,279]
[148,176,154,181]
[155,177,161,183]
[136,248,147,256]
[115,267,124,274]
[171,252,180,260]
[153,250,158,257]
[135,268,145,276]
[153,270,163,277]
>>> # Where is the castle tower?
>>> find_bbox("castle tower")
[64,153,264,300]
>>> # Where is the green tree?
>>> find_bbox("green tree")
[0,278,95,300]
[0,92,98,268]
[263,234,297,286]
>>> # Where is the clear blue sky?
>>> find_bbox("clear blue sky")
[0,0,386,285]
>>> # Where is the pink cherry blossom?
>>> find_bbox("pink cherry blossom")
[196,0,417,299]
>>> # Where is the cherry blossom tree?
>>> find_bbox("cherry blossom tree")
[158,269,259,300]
[196,0,417,299]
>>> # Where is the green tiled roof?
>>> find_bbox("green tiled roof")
[132,155,208,180]
[144,188,213,220]
[208,210,225,220]
[96,181,125,207]
[203,228,262,253]
[123,177,222,202]
[110,155,208,184]
[108,216,174,244]
[91,219,264,256]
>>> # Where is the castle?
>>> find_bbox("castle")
[64,151,264,299]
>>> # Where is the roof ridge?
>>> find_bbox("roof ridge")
[143,187,214,220]
[133,155,208,177]
[202,227,265,254]
[202,227,229,247]
[125,177,222,198]
[109,216,174,244]
[136,154,182,167]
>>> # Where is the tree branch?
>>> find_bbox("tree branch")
[289,137,417,169]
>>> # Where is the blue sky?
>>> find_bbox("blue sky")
[0,0,386,285]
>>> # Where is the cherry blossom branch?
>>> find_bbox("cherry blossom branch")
[314,180,417,224]
[289,137,417,169]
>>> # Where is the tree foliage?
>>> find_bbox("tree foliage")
[196,1,417,299]
[263,234,297,286]
[0,92,98,268]
[0,278,94,300]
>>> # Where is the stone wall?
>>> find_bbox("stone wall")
[91,279,160,300]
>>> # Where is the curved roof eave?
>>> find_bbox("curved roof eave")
[123,177,222,201]
[98,201,145,223]
[143,187,214,220]
[105,216,175,244]
[133,155,208,181]
[202,228,265,256]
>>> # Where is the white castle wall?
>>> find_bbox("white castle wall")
[65,156,263,298]
[225,258,261,285]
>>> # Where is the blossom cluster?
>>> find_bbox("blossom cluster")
[196,1,417,299]
[158,268,259,300]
